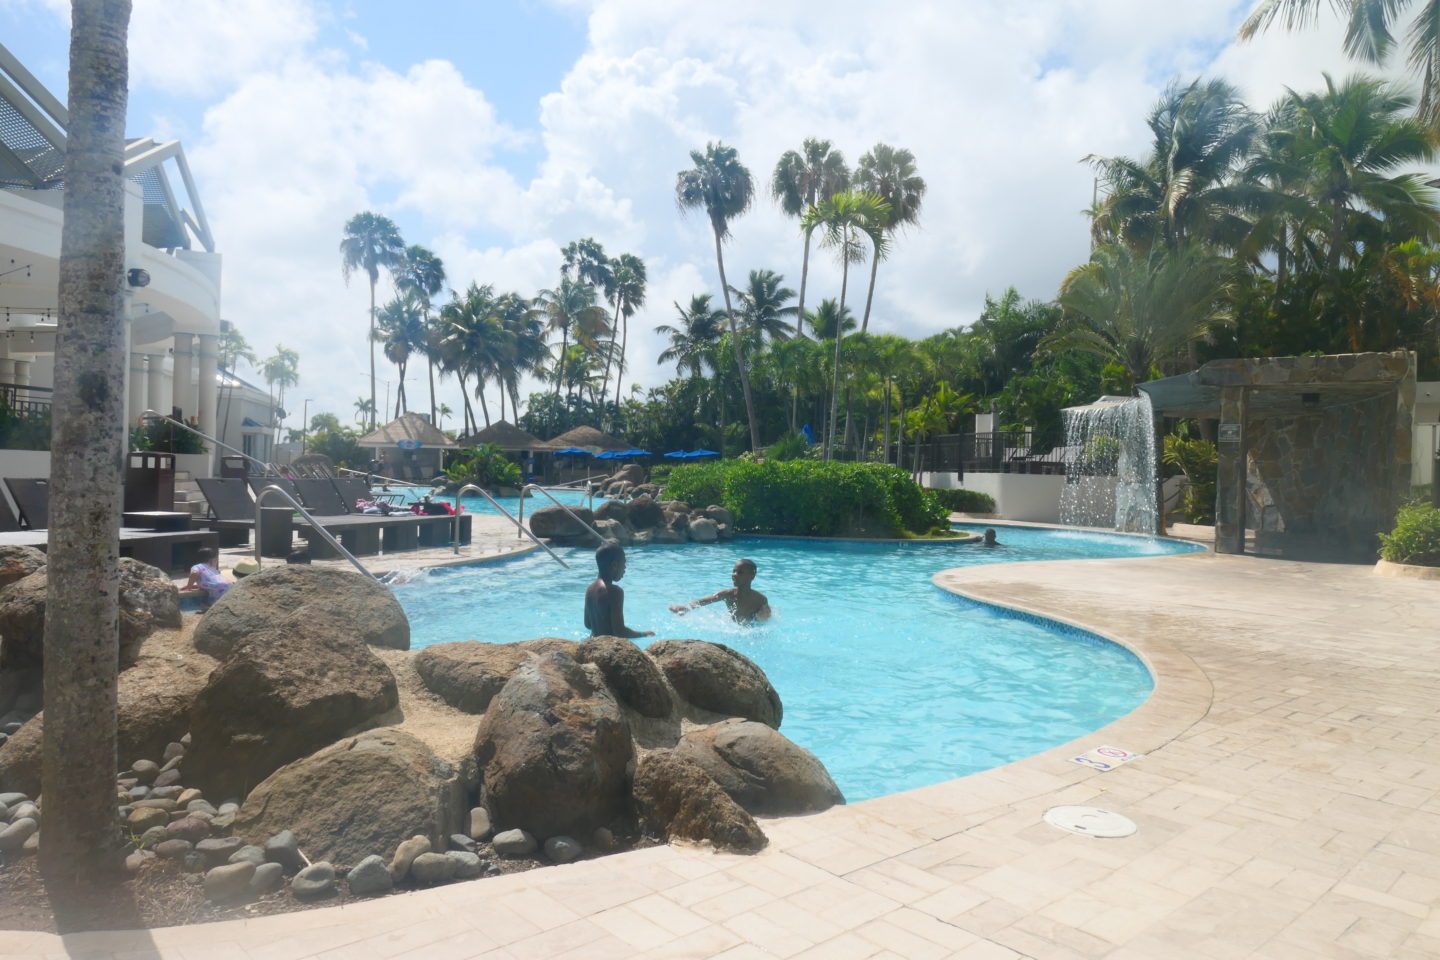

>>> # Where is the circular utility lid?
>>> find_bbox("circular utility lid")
[1043,805,1137,838]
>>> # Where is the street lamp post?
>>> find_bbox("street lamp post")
[301,398,313,454]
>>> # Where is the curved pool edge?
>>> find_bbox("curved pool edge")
[759,550,1216,833]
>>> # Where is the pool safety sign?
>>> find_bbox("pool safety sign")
[1069,745,1143,771]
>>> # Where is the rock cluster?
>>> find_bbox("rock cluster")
[530,498,735,548]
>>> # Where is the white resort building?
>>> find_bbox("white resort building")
[0,41,247,484]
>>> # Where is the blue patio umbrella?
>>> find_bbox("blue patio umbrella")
[552,446,592,456]
[620,448,651,457]
[687,449,721,459]
[592,450,620,460]
[662,450,687,459]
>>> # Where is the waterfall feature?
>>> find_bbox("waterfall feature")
[1058,393,1159,534]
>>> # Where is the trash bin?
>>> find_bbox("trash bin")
[124,452,175,513]
[258,506,293,558]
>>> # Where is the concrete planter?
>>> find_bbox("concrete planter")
[1374,558,1440,580]
[173,451,211,480]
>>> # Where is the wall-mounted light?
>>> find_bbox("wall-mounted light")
[127,268,151,288]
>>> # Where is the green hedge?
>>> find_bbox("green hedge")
[664,460,948,537]
[924,487,997,514]
[1379,503,1440,566]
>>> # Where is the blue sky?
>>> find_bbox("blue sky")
[0,1,1374,430]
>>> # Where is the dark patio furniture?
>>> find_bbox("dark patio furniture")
[292,477,352,516]
[3,478,50,529]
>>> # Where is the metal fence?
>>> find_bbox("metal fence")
[888,430,1070,476]
[0,382,52,419]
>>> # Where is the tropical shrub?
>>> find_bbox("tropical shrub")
[0,399,51,451]
[129,415,207,454]
[1162,435,1218,523]
[925,487,997,514]
[765,432,813,461]
[444,442,522,490]
[1378,503,1440,566]
[664,459,946,536]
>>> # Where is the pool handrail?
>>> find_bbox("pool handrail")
[517,483,606,544]
[253,484,377,580]
[335,465,441,491]
[140,409,281,477]
[451,483,569,567]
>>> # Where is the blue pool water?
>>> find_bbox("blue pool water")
[390,526,1201,802]
[389,485,593,517]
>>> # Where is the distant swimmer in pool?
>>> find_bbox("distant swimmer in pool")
[585,541,654,639]
[670,558,771,623]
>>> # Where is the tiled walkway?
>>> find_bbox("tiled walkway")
[10,549,1440,959]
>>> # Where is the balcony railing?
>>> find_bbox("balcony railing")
[0,383,53,451]
[886,430,1071,476]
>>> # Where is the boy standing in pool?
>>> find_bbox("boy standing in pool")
[585,541,654,638]
[670,558,771,623]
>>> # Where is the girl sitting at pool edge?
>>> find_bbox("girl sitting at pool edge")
[670,558,771,623]
[186,547,231,607]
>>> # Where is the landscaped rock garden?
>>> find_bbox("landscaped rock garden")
[0,561,842,931]
[524,463,734,547]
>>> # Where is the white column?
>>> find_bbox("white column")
[0,359,14,384]
[128,352,148,427]
[197,334,218,440]
[172,332,194,418]
[10,360,28,387]
[146,353,167,415]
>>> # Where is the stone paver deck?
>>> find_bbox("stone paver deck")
[11,548,1440,959]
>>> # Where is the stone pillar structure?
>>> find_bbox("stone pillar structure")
[0,358,14,384]
[1214,386,1248,555]
[10,359,28,387]
[197,334,218,440]
[172,332,194,419]
[146,353,167,416]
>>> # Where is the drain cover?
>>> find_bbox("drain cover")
[1043,805,1137,838]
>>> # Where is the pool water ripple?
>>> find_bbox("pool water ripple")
[391,524,1200,802]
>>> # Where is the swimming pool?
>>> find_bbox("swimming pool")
[389,485,594,517]
[390,526,1202,802]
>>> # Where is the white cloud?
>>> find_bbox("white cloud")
[152,0,1404,430]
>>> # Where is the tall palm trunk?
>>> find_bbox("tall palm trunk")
[42,0,131,890]
[425,309,437,424]
[457,371,475,435]
[714,229,761,451]
[882,378,892,463]
[861,246,881,332]
[555,325,570,413]
[797,230,813,337]
[395,360,407,417]
[614,313,628,418]
[368,278,378,428]
[600,300,622,427]
[476,379,491,427]
[826,227,851,460]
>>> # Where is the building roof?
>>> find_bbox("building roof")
[540,425,629,452]
[357,412,458,449]
[457,419,544,450]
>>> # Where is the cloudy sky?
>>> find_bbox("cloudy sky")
[1,0,1390,432]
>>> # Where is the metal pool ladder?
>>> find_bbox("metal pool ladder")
[451,484,569,567]
[516,483,606,544]
[253,484,377,581]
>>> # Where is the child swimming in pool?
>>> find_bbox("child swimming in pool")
[670,558,771,623]
[584,541,654,638]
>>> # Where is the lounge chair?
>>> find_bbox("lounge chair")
[0,488,22,533]
[293,477,352,516]
[3,478,50,529]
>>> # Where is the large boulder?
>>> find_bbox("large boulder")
[0,546,44,590]
[626,497,665,531]
[192,565,409,660]
[473,653,632,838]
[608,464,647,487]
[528,506,597,543]
[185,610,399,800]
[0,558,179,672]
[575,636,671,718]
[700,506,734,529]
[687,518,719,543]
[632,751,766,853]
[647,639,783,728]
[592,518,631,546]
[413,642,531,714]
[593,499,630,526]
[0,637,214,797]
[676,719,843,816]
[236,728,463,866]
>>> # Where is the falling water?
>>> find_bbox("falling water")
[1058,393,1158,534]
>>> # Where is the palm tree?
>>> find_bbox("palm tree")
[677,141,762,451]
[656,294,725,378]
[561,237,613,290]
[42,0,132,888]
[1087,79,1258,253]
[374,294,428,416]
[441,283,514,432]
[731,268,797,349]
[602,253,647,423]
[1239,0,1440,126]
[772,139,850,336]
[855,144,926,331]
[1280,74,1439,274]
[806,298,858,340]
[496,291,547,424]
[340,211,405,428]
[392,244,446,423]
[1046,243,1235,391]
[262,344,300,444]
[803,190,891,458]
[354,396,375,426]
[538,277,610,417]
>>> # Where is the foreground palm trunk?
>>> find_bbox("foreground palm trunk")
[713,231,760,452]
[41,0,132,889]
